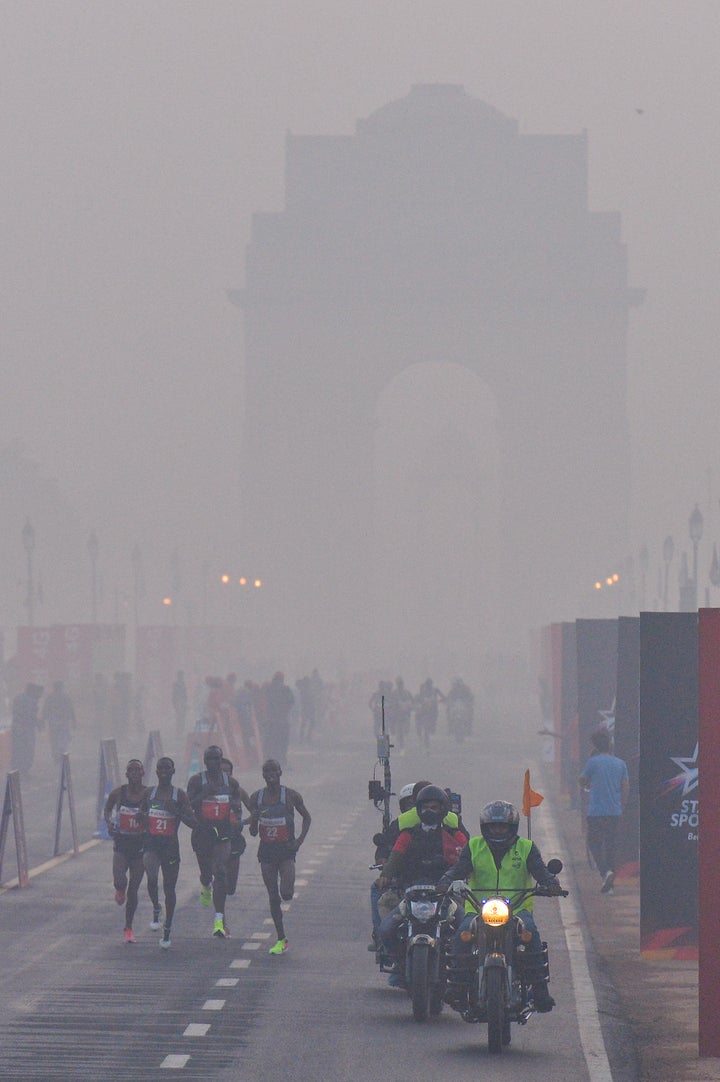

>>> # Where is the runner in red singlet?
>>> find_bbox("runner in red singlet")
[140,756,198,948]
[248,758,311,955]
[104,759,149,943]
[187,745,251,938]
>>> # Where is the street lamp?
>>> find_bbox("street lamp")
[22,518,35,627]
[87,530,99,623]
[689,504,704,610]
[662,535,674,611]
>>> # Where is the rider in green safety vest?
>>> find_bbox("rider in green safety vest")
[437,799,560,1013]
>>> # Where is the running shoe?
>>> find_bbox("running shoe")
[159,928,172,949]
[200,884,212,907]
[115,888,126,905]
[268,938,289,955]
[123,928,137,944]
[150,906,162,930]
[213,917,228,938]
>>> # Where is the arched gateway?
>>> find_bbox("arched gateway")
[235,85,641,664]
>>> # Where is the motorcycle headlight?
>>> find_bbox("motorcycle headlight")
[410,900,438,921]
[481,898,510,927]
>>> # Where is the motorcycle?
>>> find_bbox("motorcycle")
[447,698,473,742]
[376,881,459,1022]
[450,858,568,1053]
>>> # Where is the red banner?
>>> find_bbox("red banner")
[16,627,55,689]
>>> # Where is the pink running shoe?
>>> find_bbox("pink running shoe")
[123,928,136,944]
[115,889,126,905]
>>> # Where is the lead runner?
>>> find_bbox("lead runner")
[248,758,311,955]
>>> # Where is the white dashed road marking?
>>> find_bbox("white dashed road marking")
[183,1023,211,1037]
[251,931,271,939]
[230,958,251,968]
[216,978,239,987]
[160,1054,191,1069]
[241,941,261,950]
[202,1000,225,1011]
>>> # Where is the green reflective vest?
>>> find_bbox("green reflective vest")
[466,835,535,914]
[398,807,459,831]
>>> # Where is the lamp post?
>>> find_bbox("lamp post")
[689,504,704,610]
[87,530,99,623]
[662,535,675,611]
[21,518,35,627]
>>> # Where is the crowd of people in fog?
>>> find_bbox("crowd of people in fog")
[368,675,475,748]
[186,668,330,768]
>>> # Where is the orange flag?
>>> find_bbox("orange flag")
[522,769,544,818]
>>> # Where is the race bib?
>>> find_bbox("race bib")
[259,815,289,843]
[148,808,176,836]
[117,805,143,834]
[201,794,230,821]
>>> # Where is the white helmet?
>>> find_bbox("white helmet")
[399,783,416,801]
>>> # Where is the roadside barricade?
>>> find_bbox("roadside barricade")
[95,739,120,839]
[0,770,30,888]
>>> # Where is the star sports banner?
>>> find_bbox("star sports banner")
[614,616,640,872]
[698,609,720,1054]
[639,611,697,958]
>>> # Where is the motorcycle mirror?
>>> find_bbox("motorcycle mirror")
[372,833,386,847]
[546,858,563,875]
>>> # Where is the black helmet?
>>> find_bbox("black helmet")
[479,800,520,848]
[415,785,450,827]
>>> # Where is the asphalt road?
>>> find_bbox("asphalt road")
[0,720,618,1082]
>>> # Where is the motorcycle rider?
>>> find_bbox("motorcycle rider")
[413,678,445,749]
[377,786,467,984]
[447,677,474,734]
[397,779,465,835]
[438,800,561,1013]
[368,781,422,950]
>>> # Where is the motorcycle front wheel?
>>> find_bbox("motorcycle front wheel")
[409,943,431,1022]
[486,966,505,1054]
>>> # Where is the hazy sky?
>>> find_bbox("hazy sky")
[2,2,719,624]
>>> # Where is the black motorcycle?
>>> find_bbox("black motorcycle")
[450,859,568,1053]
[377,882,458,1022]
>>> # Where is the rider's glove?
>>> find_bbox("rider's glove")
[449,879,467,896]
[544,876,562,895]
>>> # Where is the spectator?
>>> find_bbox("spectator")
[41,680,76,763]
[11,682,43,773]
[579,726,629,894]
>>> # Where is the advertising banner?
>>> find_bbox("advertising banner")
[560,621,578,807]
[614,616,640,872]
[698,608,720,1053]
[576,617,618,780]
[639,612,697,957]
[15,626,54,690]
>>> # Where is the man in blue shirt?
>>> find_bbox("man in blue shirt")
[579,727,629,894]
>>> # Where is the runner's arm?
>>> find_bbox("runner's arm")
[291,790,311,848]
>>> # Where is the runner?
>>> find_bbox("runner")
[187,745,251,938]
[221,757,248,913]
[140,756,198,948]
[103,759,149,943]
[248,758,311,955]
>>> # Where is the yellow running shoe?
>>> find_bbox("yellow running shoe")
[200,884,212,907]
[268,938,289,955]
[213,917,228,938]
